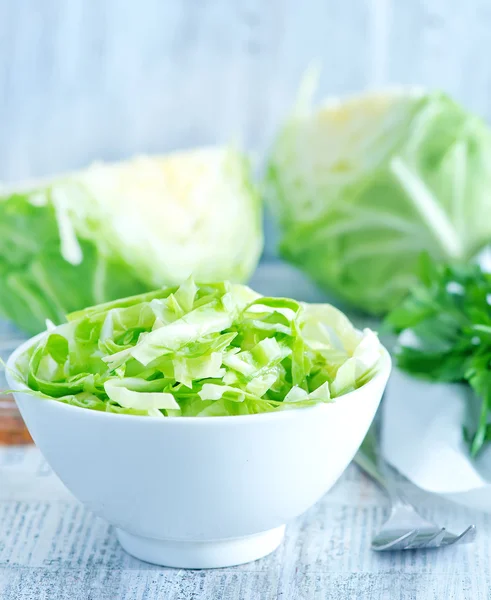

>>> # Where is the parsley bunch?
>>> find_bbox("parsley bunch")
[385,255,491,456]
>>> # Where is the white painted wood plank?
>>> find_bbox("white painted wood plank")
[1,445,491,599]
[2,0,491,177]
[0,0,372,178]
[387,0,491,118]
[2,0,491,255]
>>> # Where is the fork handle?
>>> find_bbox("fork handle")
[354,437,412,509]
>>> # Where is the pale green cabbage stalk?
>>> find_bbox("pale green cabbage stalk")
[13,279,383,417]
[266,88,491,315]
[0,147,262,334]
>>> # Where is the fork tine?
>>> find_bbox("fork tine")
[425,528,447,548]
[371,529,419,551]
[442,525,477,547]
[405,528,446,550]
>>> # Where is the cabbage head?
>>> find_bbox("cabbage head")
[0,147,262,333]
[266,89,491,315]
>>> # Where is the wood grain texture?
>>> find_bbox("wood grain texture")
[0,0,372,175]
[4,1,491,258]
[3,0,491,179]
[1,445,491,600]
[0,396,31,445]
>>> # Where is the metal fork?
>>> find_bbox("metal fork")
[354,425,477,551]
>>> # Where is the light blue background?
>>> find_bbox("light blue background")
[1,0,491,260]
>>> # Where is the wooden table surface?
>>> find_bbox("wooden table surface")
[1,445,490,600]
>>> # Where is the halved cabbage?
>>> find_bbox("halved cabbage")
[0,147,262,333]
[266,87,491,315]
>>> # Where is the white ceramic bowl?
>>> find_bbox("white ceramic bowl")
[7,336,391,569]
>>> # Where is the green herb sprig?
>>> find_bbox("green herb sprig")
[385,255,491,456]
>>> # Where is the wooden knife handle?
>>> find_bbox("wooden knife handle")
[0,395,32,444]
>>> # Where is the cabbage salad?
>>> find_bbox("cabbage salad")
[14,279,383,417]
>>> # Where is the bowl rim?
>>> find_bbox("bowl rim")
[6,331,391,426]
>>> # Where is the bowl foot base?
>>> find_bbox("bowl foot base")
[116,525,285,569]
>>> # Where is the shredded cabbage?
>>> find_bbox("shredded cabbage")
[13,279,383,417]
